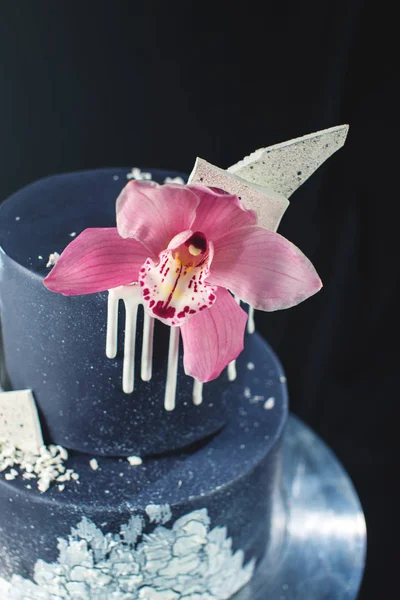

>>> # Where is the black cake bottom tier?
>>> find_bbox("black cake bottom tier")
[0,334,287,599]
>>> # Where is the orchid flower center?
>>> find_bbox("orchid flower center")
[139,230,217,326]
[175,231,208,270]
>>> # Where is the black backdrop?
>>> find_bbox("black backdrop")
[1,2,398,598]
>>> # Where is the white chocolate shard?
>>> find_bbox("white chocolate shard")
[188,124,349,232]
[0,389,44,453]
[189,157,289,232]
[228,124,349,198]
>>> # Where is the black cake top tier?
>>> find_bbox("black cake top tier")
[0,168,269,457]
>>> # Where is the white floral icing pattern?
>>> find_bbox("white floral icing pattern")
[0,507,255,599]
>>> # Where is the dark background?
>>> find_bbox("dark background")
[1,2,398,598]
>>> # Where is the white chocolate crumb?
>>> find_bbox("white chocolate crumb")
[0,438,78,493]
[164,176,185,184]
[247,362,255,370]
[89,458,99,471]
[264,397,275,410]
[46,252,60,268]
[126,167,152,181]
[280,375,287,383]
[127,455,143,466]
[178,480,183,487]
[38,255,43,260]
[58,484,65,492]
[243,387,252,399]
[69,232,77,237]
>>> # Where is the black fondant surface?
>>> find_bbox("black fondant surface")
[0,168,250,456]
[0,338,287,581]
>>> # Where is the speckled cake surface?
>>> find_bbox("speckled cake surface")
[0,167,288,599]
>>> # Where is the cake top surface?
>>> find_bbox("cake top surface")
[0,168,185,276]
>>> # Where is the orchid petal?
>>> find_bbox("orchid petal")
[189,185,257,241]
[181,287,248,382]
[44,228,148,295]
[208,226,322,311]
[116,181,199,255]
[139,242,217,326]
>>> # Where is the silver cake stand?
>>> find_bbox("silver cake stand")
[234,415,367,600]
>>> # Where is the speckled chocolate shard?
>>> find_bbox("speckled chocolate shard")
[0,389,44,453]
[189,125,349,233]
[228,124,349,198]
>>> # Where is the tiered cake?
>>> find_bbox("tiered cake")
[0,126,348,599]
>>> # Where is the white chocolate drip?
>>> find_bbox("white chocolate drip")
[227,361,237,381]
[165,327,180,411]
[122,295,138,394]
[141,311,155,382]
[106,285,155,395]
[247,305,255,334]
[192,379,203,406]
[106,291,120,359]
[227,294,242,382]
[105,286,240,410]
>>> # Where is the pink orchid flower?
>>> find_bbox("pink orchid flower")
[44,181,322,382]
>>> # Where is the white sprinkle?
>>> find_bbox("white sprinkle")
[15,216,20,221]
[249,394,265,404]
[5,472,16,481]
[89,458,99,471]
[113,175,119,180]
[119,472,124,477]
[25,484,32,489]
[69,232,77,237]
[46,252,60,268]
[247,362,255,370]
[243,387,252,399]
[164,176,185,184]
[264,397,275,410]
[240,444,245,449]
[38,255,43,260]
[127,455,143,466]
[105,490,110,494]
[71,472,80,481]
[178,480,182,487]
[58,484,65,492]
[280,375,287,383]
